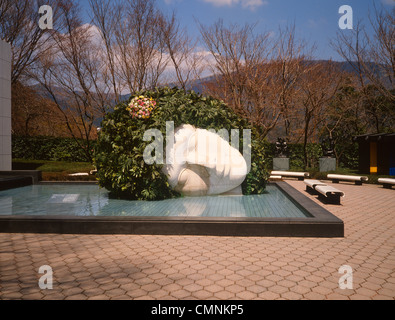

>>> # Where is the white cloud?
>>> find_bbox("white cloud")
[241,0,268,10]
[381,0,395,6]
[164,0,182,4]
[203,0,233,6]
[202,0,268,11]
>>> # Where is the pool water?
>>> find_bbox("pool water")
[0,184,310,218]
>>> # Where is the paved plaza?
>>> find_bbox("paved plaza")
[0,180,394,300]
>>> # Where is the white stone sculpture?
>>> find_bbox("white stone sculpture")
[162,124,248,197]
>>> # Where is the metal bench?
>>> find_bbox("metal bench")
[269,175,282,180]
[271,171,310,181]
[378,178,395,189]
[303,179,327,194]
[327,174,368,185]
[315,185,345,205]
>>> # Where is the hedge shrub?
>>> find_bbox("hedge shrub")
[94,87,269,200]
[12,135,94,162]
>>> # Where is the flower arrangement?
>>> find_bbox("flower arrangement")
[127,96,157,119]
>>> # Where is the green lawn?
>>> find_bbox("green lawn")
[12,159,96,181]
[295,167,394,184]
[12,159,393,183]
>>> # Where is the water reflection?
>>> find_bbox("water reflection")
[98,195,247,217]
[0,184,308,218]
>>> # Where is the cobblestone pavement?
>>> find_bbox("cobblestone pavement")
[0,180,394,300]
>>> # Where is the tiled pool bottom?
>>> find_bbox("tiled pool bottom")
[0,184,309,218]
[0,182,344,237]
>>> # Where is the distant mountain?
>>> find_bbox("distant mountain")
[167,60,387,93]
[30,60,386,116]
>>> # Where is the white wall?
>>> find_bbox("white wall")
[0,40,11,171]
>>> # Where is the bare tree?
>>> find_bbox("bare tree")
[269,24,314,141]
[28,0,186,161]
[364,6,394,101]
[199,20,315,141]
[10,81,79,137]
[298,61,346,168]
[199,20,280,138]
[332,6,395,133]
[89,0,123,103]
[90,0,201,95]
[161,12,205,90]
[0,0,60,84]
[30,0,111,160]
[113,0,169,94]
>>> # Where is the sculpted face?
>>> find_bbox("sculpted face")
[174,164,209,196]
[162,124,248,197]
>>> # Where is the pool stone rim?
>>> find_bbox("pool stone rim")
[0,181,344,237]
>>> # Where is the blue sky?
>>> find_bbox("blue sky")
[78,0,395,61]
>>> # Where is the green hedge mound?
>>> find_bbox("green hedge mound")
[94,87,268,200]
[12,135,93,162]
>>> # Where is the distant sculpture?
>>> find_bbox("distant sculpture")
[322,136,335,158]
[275,138,288,158]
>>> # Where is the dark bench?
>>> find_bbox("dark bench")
[315,185,345,205]
[303,179,327,194]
